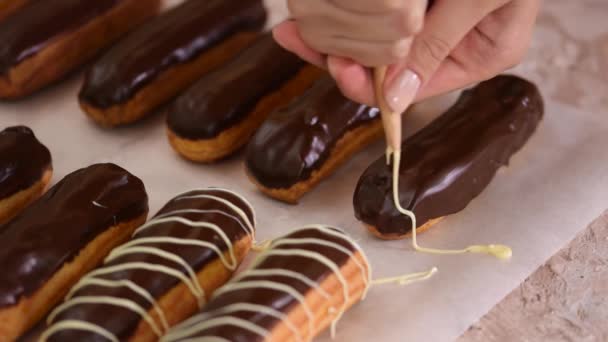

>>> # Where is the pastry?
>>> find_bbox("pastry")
[0,163,148,341]
[0,0,160,99]
[79,0,267,127]
[354,75,544,240]
[166,34,324,162]
[0,126,52,224]
[40,188,256,342]
[161,225,371,342]
[0,0,31,22]
[246,76,383,204]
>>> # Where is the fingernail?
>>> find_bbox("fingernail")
[386,69,421,114]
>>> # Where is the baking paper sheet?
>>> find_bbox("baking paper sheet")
[2,1,607,341]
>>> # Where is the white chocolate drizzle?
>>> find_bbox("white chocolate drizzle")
[372,66,511,260]
[162,225,371,342]
[232,268,331,299]
[41,188,254,342]
[177,303,301,341]
[40,320,118,342]
[390,151,513,260]
[47,296,163,337]
[65,277,169,330]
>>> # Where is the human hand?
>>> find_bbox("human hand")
[273,0,541,114]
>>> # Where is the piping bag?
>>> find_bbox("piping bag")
[373,67,402,161]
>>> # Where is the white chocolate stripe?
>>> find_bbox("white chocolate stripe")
[132,217,236,272]
[233,268,331,299]
[211,280,314,338]
[254,248,350,338]
[105,246,205,302]
[155,209,249,237]
[300,225,372,282]
[111,236,236,270]
[193,187,257,227]
[271,238,368,288]
[64,277,169,331]
[171,303,302,342]
[40,320,118,342]
[47,296,163,337]
[86,262,204,307]
[162,317,268,341]
[175,193,254,237]
[299,224,373,299]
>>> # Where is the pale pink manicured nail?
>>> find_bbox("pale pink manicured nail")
[386,69,421,114]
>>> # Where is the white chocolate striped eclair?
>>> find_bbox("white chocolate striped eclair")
[162,225,371,342]
[40,188,256,342]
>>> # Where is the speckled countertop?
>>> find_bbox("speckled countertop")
[460,1,608,340]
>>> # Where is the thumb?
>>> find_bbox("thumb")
[383,0,498,114]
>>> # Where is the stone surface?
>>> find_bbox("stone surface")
[459,211,608,342]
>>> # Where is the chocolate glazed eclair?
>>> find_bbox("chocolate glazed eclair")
[246,76,383,204]
[166,34,324,163]
[354,75,544,239]
[0,163,148,341]
[0,126,52,224]
[162,225,371,342]
[0,0,161,99]
[79,0,267,127]
[41,188,256,342]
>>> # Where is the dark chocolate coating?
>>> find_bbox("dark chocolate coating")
[79,0,266,109]
[246,76,381,189]
[0,163,148,308]
[170,227,357,341]
[0,0,120,75]
[48,189,254,342]
[0,126,51,200]
[353,75,544,236]
[167,34,306,140]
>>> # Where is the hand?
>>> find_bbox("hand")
[273,0,541,114]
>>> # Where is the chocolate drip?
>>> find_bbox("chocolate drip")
[246,76,381,189]
[0,0,120,75]
[0,126,51,200]
[0,163,148,308]
[354,75,544,236]
[167,34,306,140]
[166,227,362,341]
[47,189,254,341]
[79,0,267,109]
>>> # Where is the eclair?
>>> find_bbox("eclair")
[79,0,267,127]
[0,163,148,341]
[0,0,161,99]
[161,225,371,342]
[167,34,324,162]
[0,126,52,224]
[246,76,382,204]
[41,188,256,342]
[354,75,544,239]
[0,0,30,22]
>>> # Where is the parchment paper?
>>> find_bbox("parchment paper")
[2,1,607,341]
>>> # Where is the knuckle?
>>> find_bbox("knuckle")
[414,34,451,66]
